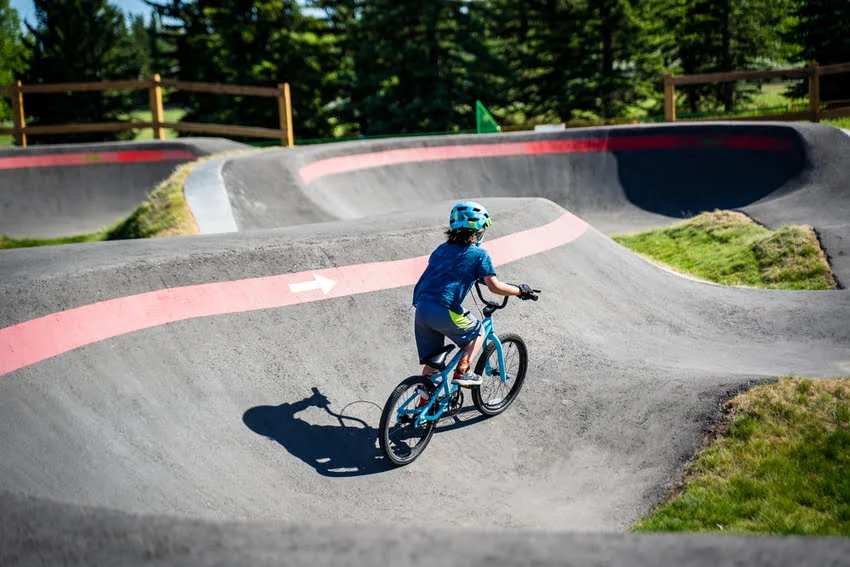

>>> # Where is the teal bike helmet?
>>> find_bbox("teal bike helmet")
[449,201,492,231]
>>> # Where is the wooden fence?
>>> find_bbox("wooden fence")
[664,62,850,123]
[0,75,294,148]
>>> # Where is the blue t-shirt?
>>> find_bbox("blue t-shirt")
[413,243,496,312]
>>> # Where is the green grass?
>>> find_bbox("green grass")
[824,116,850,129]
[612,210,836,290]
[124,107,186,140]
[1,119,12,146]
[749,82,807,110]
[0,231,105,248]
[633,377,850,536]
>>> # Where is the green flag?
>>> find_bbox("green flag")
[476,100,500,134]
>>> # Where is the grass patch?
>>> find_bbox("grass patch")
[633,377,850,536]
[103,159,200,239]
[612,210,836,290]
[1,119,12,146]
[824,116,850,129]
[125,107,187,140]
[0,231,105,248]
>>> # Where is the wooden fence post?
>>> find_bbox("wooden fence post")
[808,63,820,123]
[11,80,26,147]
[149,73,164,140]
[664,73,676,122]
[278,82,294,147]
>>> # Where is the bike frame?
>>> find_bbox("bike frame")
[400,313,507,428]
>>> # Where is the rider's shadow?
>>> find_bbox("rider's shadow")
[242,388,387,477]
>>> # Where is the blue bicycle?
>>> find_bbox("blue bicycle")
[379,281,540,466]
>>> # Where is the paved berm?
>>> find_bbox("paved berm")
[0,138,245,238]
[1,122,849,565]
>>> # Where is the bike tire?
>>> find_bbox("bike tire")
[472,333,528,417]
[379,376,437,466]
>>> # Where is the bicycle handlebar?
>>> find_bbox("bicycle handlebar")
[475,280,541,312]
[475,280,508,309]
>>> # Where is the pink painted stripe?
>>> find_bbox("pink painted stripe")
[0,212,589,376]
[0,150,196,170]
[298,134,796,185]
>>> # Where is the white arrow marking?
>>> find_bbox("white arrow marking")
[288,274,336,295]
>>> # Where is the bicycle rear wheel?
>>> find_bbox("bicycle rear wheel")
[379,376,437,466]
[472,333,528,417]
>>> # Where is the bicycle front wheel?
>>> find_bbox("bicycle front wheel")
[472,333,528,417]
[379,376,437,466]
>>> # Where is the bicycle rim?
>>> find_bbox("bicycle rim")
[472,334,528,416]
[379,377,436,466]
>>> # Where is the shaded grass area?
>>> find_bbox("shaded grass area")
[633,377,850,536]
[124,107,186,140]
[825,116,850,129]
[0,159,201,249]
[106,158,200,239]
[612,211,836,290]
[0,232,104,248]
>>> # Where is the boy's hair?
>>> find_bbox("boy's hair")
[445,228,479,245]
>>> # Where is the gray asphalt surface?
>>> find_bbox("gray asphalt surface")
[0,138,245,238]
[4,489,850,567]
[1,123,849,565]
[223,121,850,281]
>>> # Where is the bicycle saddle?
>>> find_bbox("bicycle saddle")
[419,344,455,371]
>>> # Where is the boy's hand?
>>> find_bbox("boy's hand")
[516,284,540,300]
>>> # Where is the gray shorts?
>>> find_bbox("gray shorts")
[414,302,483,361]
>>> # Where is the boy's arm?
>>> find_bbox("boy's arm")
[483,274,521,296]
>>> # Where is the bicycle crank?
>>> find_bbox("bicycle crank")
[441,389,464,418]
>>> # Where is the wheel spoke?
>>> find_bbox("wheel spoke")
[472,336,527,416]
[380,379,436,465]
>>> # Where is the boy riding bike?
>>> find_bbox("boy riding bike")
[412,202,537,395]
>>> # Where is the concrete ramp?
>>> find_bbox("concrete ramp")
[1,123,850,565]
[0,138,245,238]
[220,122,850,279]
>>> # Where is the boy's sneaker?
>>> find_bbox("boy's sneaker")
[452,371,483,387]
[416,388,430,408]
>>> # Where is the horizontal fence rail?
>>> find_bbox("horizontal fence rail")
[664,62,850,123]
[0,75,294,147]
[3,62,849,146]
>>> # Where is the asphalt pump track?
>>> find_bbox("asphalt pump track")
[1,123,849,565]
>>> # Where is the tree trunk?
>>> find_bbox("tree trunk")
[601,7,614,119]
[721,0,734,112]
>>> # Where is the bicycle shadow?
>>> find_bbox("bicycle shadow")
[433,406,490,432]
[242,387,387,477]
[243,387,492,476]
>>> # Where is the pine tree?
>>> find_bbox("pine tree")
[483,0,669,123]
[676,0,798,114]
[337,0,490,135]
[575,0,669,119]
[128,14,152,79]
[23,0,142,144]
[786,0,850,101]
[307,0,358,135]
[145,0,337,140]
[0,0,29,123]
